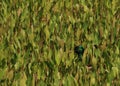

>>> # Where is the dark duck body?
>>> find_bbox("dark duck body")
[74,45,84,61]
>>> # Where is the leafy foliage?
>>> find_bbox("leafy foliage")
[0,0,120,85]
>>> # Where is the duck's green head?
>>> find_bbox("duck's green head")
[74,45,84,59]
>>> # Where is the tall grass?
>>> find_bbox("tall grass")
[0,0,120,85]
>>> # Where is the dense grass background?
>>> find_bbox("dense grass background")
[0,0,120,86]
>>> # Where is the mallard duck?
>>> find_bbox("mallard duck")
[74,45,84,61]
[74,45,93,69]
